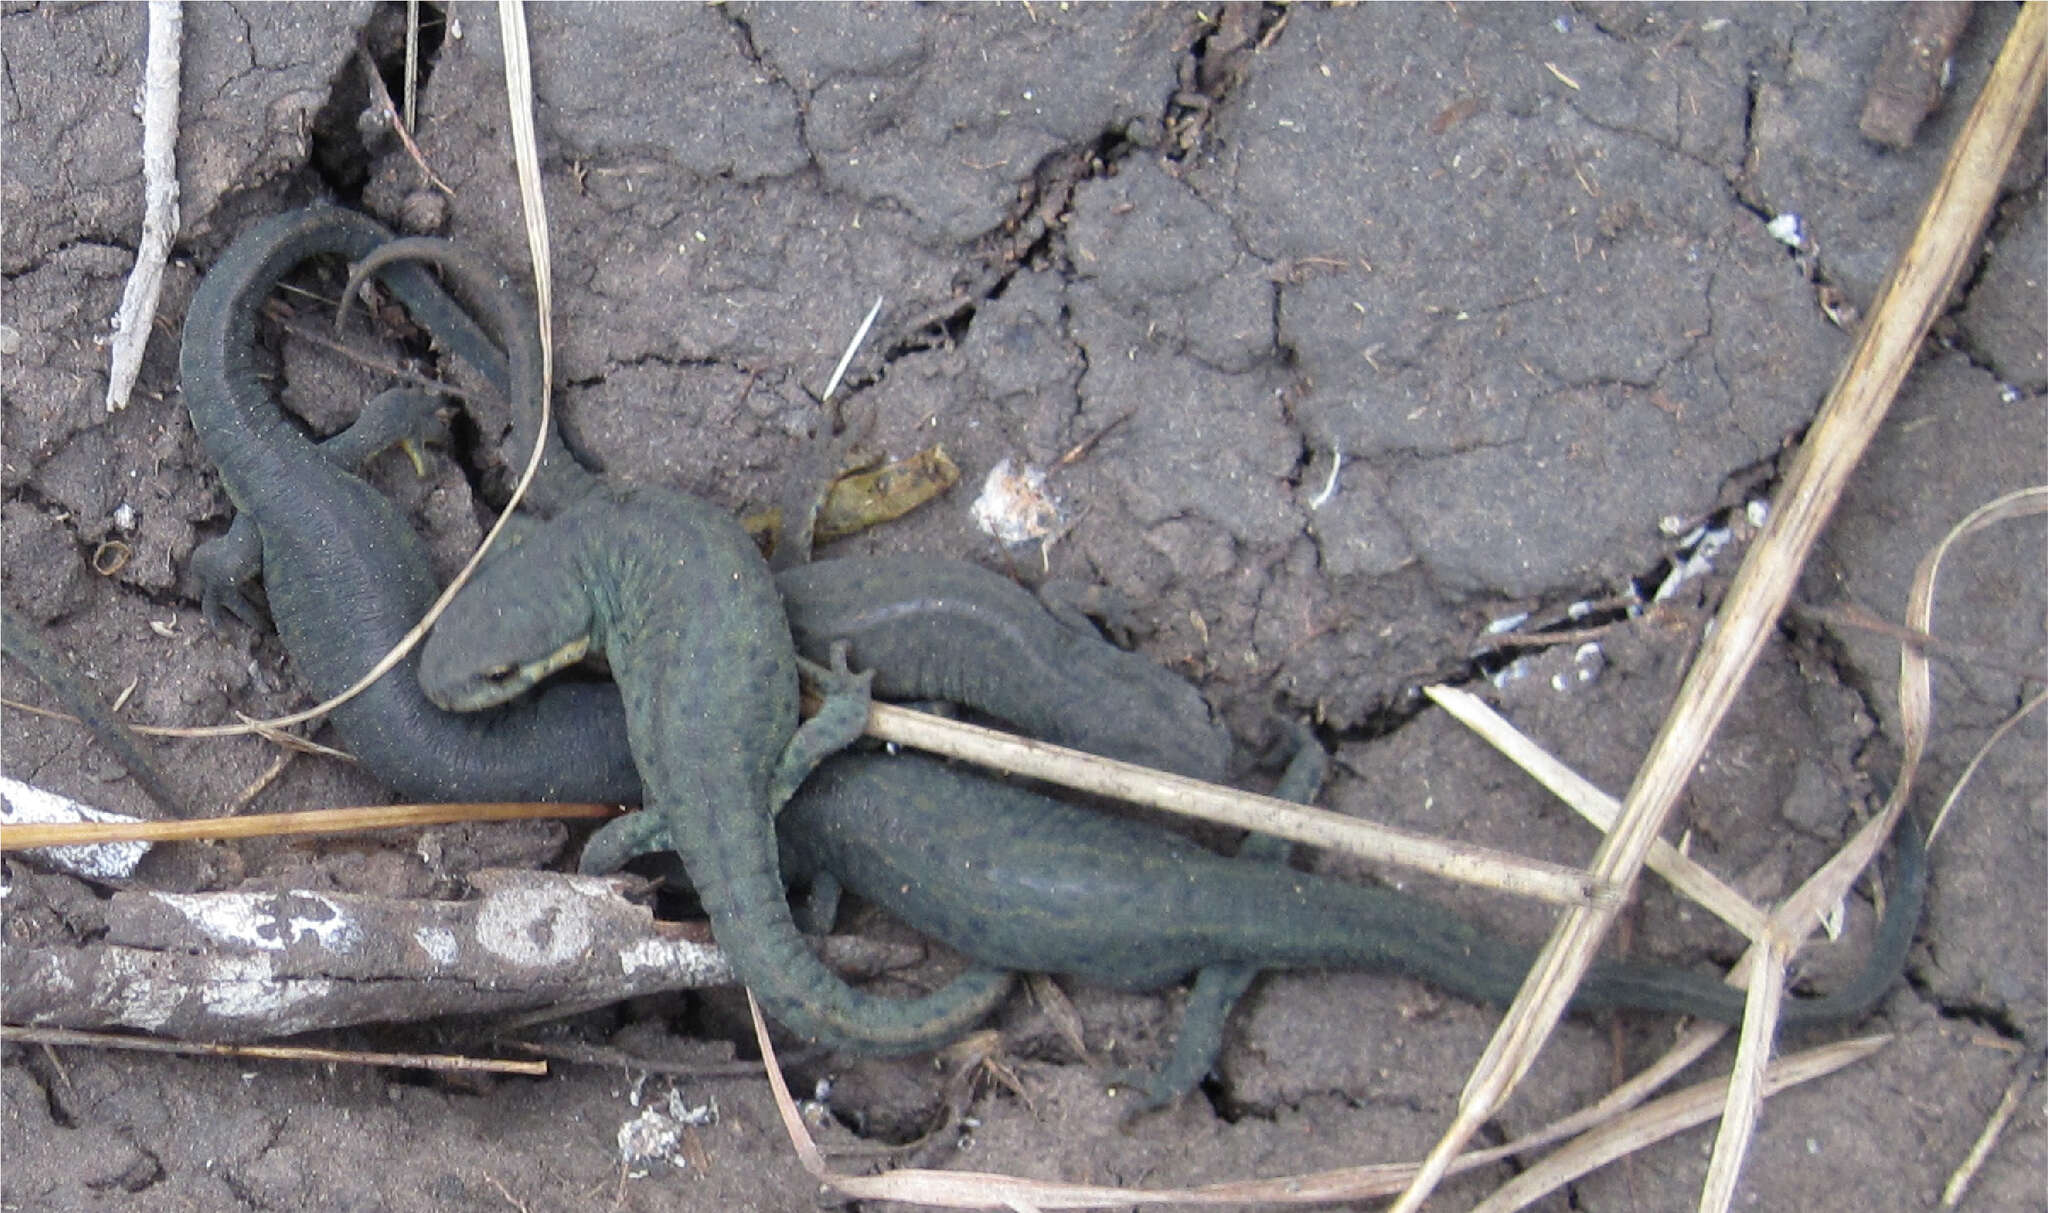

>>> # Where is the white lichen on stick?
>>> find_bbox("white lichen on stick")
[0,868,754,1040]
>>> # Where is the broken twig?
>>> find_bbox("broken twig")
[104,0,181,412]
[1,1025,547,1076]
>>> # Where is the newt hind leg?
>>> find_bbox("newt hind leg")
[771,643,873,812]
[194,389,448,631]
[1114,722,1330,1114]
[578,809,673,876]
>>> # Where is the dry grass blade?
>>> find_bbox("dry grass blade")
[1675,715,1958,1210]
[860,697,1599,906]
[1940,1043,2047,1208]
[0,800,616,851]
[1467,1035,1891,1213]
[0,697,332,743]
[1699,946,1790,1213]
[1393,12,2048,1209]
[218,0,556,737]
[276,314,481,400]
[233,711,351,758]
[227,746,295,813]
[753,984,1884,1209]
[0,1025,548,1075]
[1684,484,2048,1200]
[1791,601,2046,685]
[752,993,830,1175]
[403,0,421,131]
[498,0,553,395]
[103,0,180,413]
[359,48,452,196]
[502,1038,770,1081]
[1900,484,2048,842]
[1933,686,2048,840]
[1425,685,1770,937]
[822,295,884,402]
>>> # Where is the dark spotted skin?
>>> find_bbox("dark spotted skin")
[178,207,642,803]
[780,735,1321,1108]
[194,221,1925,1084]
[419,482,1013,1053]
[291,233,1231,804]
[777,556,1231,784]
[780,754,1927,1101]
[183,221,1230,1056]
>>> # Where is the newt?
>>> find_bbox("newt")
[193,222,1924,1092]
[777,555,1230,783]
[343,236,1231,782]
[786,731,1322,1107]
[180,207,643,802]
[777,751,1927,1104]
[179,210,1222,802]
[415,479,1016,1053]
[355,232,1252,1053]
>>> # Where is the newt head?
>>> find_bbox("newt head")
[420,541,598,712]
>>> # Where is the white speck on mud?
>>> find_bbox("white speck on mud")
[617,1087,716,1171]
[1652,524,1733,603]
[1484,611,1530,636]
[971,457,1062,545]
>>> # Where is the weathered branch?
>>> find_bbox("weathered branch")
[3,868,921,1042]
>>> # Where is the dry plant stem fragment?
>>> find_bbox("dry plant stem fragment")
[0,799,616,851]
[104,0,181,413]
[0,1027,547,1076]
[858,698,1601,906]
[0,870,944,1039]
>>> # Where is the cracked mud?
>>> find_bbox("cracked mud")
[4,4,2043,1210]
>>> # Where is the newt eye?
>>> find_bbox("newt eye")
[481,663,522,685]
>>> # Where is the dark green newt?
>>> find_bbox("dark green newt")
[416,480,1017,1053]
[777,556,1230,784]
[182,215,1220,806]
[786,731,1324,1107]
[180,206,643,802]
[200,222,1927,1093]
[779,752,1928,1101]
